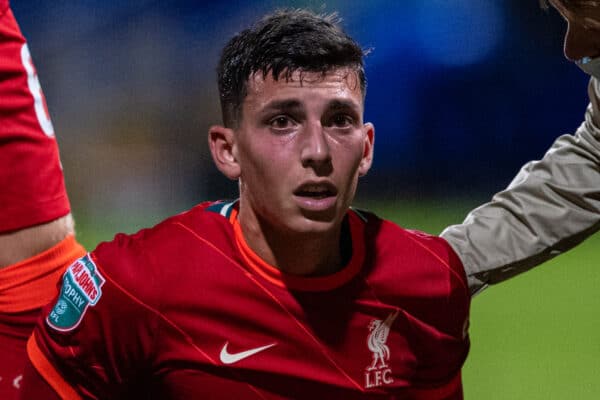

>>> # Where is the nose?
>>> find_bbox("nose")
[563,23,600,61]
[300,122,332,173]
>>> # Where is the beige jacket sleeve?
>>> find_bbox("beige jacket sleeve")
[441,78,600,295]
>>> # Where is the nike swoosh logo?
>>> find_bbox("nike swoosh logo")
[219,341,277,364]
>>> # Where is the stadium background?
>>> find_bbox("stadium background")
[12,0,600,398]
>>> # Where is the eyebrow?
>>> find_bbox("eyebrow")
[260,99,361,115]
[261,99,304,114]
[327,99,360,111]
[323,99,362,119]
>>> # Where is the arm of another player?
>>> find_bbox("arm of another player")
[0,2,77,268]
[0,4,87,399]
[441,77,600,295]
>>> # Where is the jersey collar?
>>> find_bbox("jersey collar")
[228,203,366,292]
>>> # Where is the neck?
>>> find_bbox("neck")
[237,210,346,277]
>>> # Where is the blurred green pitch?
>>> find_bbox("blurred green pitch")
[75,199,600,399]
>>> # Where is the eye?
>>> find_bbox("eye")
[328,113,354,128]
[268,115,297,132]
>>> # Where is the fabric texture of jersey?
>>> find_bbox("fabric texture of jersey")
[0,0,70,233]
[0,235,85,400]
[28,201,470,400]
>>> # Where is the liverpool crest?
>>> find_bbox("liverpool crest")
[365,310,399,388]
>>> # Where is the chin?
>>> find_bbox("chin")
[291,212,343,235]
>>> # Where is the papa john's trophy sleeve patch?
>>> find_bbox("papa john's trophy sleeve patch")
[46,254,105,332]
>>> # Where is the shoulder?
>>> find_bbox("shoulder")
[91,201,238,302]
[356,209,470,337]
[355,208,468,294]
[357,209,463,268]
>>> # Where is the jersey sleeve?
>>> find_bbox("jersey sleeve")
[441,77,600,295]
[25,235,162,399]
[0,1,70,233]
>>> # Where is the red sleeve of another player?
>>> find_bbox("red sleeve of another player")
[25,239,161,399]
[0,3,70,233]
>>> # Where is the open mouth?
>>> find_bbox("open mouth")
[293,183,337,199]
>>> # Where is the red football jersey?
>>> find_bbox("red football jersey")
[27,201,470,399]
[0,0,70,233]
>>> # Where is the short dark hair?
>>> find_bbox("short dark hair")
[216,9,367,128]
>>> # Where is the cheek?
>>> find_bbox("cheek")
[331,137,367,174]
[241,142,293,187]
[254,141,294,174]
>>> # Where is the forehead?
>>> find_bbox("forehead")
[245,68,363,106]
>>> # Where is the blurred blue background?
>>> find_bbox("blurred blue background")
[11,0,589,223]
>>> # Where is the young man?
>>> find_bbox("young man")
[18,10,468,399]
[0,1,86,399]
[20,5,600,400]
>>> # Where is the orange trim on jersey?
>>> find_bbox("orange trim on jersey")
[27,332,83,400]
[232,211,366,291]
[0,235,86,312]
[228,204,239,224]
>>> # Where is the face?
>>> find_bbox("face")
[549,0,600,61]
[227,68,374,237]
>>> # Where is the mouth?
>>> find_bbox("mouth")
[293,182,338,199]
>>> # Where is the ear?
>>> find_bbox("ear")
[358,122,375,177]
[208,125,241,180]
